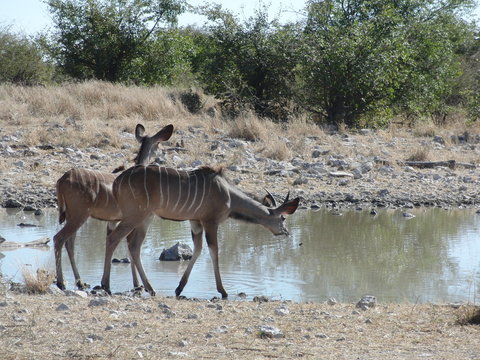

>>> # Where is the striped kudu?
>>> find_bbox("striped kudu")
[100,166,300,298]
[53,123,174,291]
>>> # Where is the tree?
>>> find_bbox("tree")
[194,5,300,119]
[125,28,196,86]
[298,0,474,127]
[0,27,52,85]
[46,0,184,82]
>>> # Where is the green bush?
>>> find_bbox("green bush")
[0,29,52,85]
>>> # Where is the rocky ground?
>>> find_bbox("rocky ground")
[0,284,479,360]
[1,121,479,212]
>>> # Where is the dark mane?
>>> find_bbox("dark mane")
[191,166,224,177]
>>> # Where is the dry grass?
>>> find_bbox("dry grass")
[457,305,480,325]
[21,267,55,294]
[405,146,431,162]
[2,80,480,174]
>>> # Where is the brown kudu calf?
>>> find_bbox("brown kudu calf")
[54,124,173,290]
[100,166,300,298]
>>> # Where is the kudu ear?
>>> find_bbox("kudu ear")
[153,124,174,142]
[271,197,300,216]
[262,189,277,208]
[135,124,146,142]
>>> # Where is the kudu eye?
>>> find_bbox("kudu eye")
[281,215,286,221]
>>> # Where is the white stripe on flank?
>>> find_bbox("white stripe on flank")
[171,169,182,213]
[164,168,170,208]
[193,172,206,214]
[178,171,191,214]
[99,172,109,207]
[143,166,149,209]
[128,169,136,200]
[78,171,85,195]
[158,166,163,208]
[186,172,198,213]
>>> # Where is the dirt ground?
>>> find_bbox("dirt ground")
[0,290,479,360]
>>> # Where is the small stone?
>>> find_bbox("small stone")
[356,295,377,310]
[55,303,70,311]
[105,324,115,331]
[327,298,337,305]
[274,307,289,316]
[85,334,103,342]
[124,322,138,328]
[88,298,108,307]
[253,296,269,303]
[191,160,202,167]
[258,325,284,339]
[178,340,188,347]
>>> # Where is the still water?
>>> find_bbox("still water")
[0,207,479,304]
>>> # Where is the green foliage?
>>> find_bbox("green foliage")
[124,28,195,86]
[194,5,300,119]
[46,0,184,82]
[298,0,474,127]
[0,28,52,85]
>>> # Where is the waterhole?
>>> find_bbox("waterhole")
[0,207,479,303]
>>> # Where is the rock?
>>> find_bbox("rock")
[329,171,354,178]
[402,212,415,219]
[65,290,88,298]
[85,334,103,342]
[191,160,202,167]
[433,135,445,145]
[159,242,193,261]
[88,298,109,307]
[293,177,308,186]
[253,296,269,303]
[274,306,289,316]
[55,303,70,311]
[258,325,284,339]
[327,298,337,305]
[356,295,377,310]
[4,198,23,208]
[378,189,390,197]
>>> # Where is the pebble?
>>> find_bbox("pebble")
[258,325,284,339]
[55,303,70,311]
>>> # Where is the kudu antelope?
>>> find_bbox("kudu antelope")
[53,123,174,290]
[100,166,300,298]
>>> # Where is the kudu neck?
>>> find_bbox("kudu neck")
[228,186,270,221]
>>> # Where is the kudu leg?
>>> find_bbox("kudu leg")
[204,222,228,298]
[53,217,87,290]
[64,234,89,289]
[101,221,136,294]
[175,220,203,297]
[106,221,140,289]
[127,218,155,296]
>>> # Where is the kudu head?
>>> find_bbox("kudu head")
[134,123,174,166]
[262,191,300,236]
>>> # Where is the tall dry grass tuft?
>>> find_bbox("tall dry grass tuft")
[21,267,55,294]
[456,305,480,325]
[406,146,431,162]
[227,114,270,142]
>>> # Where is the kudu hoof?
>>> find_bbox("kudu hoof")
[56,282,66,291]
[75,280,90,290]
